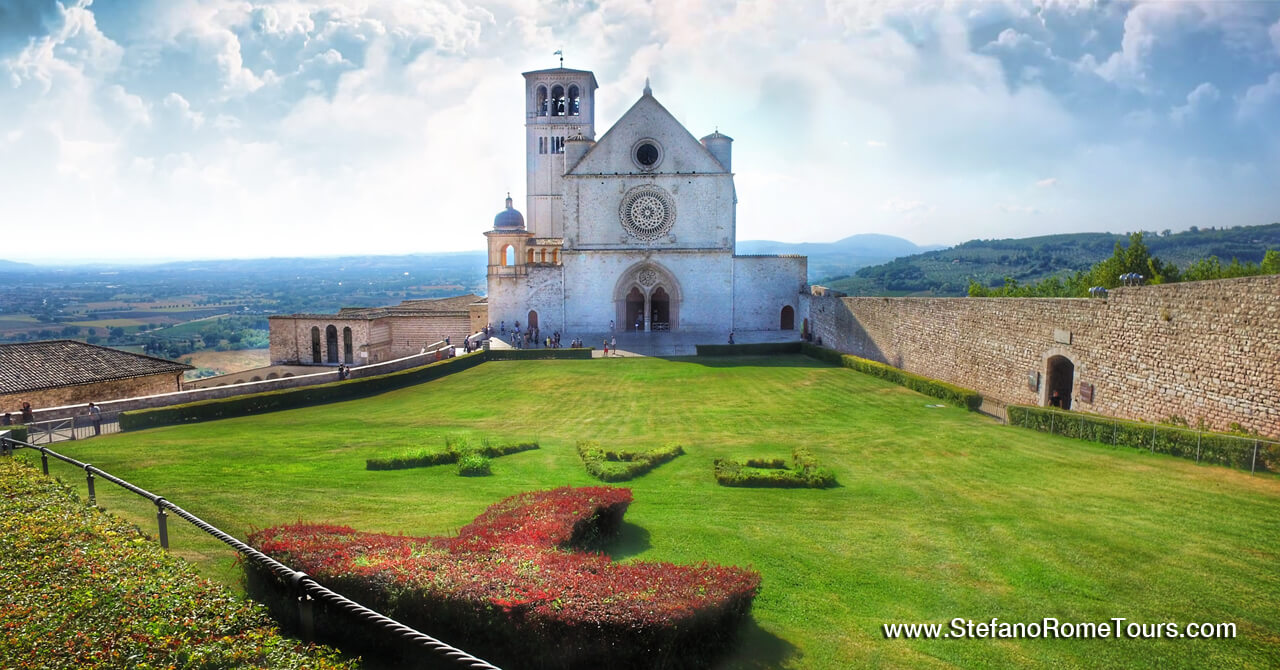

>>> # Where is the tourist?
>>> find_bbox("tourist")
[610,319,615,332]
[501,321,506,333]
[88,402,102,436]
[1050,389,1062,408]
[603,340,608,356]
[728,332,735,345]
[610,336,616,356]
[20,402,33,424]
[2,413,12,426]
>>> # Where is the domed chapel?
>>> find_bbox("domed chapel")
[484,66,807,335]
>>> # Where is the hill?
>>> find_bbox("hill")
[737,234,943,280]
[825,223,1280,296]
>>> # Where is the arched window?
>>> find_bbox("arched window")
[540,249,547,263]
[536,85,548,117]
[550,85,565,116]
[311,326,321,363]
[780,305,795,330]
[552,248,559,264]
[568,85,580,116]
[325,325,339,364]
[527,248,535,263]
[528,310,539,330]
[502,245,515,267]
[343,326,353,364]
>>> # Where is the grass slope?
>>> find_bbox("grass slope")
[22,355,1280,669]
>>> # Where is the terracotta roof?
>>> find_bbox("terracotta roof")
[0,340,193,395]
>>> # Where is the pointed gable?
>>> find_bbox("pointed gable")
[568,94,728,176]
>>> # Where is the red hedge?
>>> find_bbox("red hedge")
[248,487,760,668]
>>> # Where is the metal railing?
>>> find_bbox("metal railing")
[22,412,122,444]
[1011,406,1279,474]
[0,434,500,670]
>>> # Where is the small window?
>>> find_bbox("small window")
[552,137,565,154]
[636,143,659,166]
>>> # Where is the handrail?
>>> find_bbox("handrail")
[0,435,500,670]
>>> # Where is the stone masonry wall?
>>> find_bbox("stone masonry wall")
[806,274,1279,438]
[1,372,184,416]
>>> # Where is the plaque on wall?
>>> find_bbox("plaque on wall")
[1079,383,1094,404]
[1027,371,1040,392]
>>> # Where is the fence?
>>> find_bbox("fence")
[1007,405,1279,474]
[23,412,122,445]
[0,434,500,670]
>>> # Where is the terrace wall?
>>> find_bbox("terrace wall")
[805,274,1279,438]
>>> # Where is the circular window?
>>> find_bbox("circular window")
[619,184,676,241]
[631,139,663,171]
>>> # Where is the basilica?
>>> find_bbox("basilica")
[484,66,807,335]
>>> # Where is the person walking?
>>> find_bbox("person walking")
[88,402,102,436]
[20,402,33,424]
[610,336,617,356]
[728,332,735,345]
[603,340,608,357]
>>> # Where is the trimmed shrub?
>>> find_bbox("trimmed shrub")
[715,447,837,488]
[800,344,982,411]
[247,487,760,669]
[1007,405,1278,472]
[1,425,28,445]
[576,441,685,482]
[487,347,593,360]
[0,459,354,670]
[366,438,539,472]
[121,351,487,430]
[457,453,492,476]
[696,342,802,356]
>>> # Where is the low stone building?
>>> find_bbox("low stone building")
[268,294,486,366]
[0,340,192,415]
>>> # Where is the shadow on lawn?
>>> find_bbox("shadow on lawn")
[717,617,801,669]
[658,355,832,369]
[603,521,652,560]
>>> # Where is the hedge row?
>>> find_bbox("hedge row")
[576,442,685,482]
[486,347,593,360]
[695,342,802,356]
[1008,405,1278,472]
[366,439,539,471]
[1,426,29,445]
[0,459,355,670]
[800,343,982,410]
[714,447,838,488]
[120,351,487,430]
[247,487,760,669]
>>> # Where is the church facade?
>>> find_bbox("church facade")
[485,67,806,335]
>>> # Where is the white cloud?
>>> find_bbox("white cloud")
[163,92,205,128]
[1237,72,1280,120]
[881,199,931,215]
[1169,81,1219,125]
[1035,177,1058,188]
[866,139,887,148]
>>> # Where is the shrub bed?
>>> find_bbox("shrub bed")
[0,459,355,670]
[486,347,593,360]
[576,442,685,482]
[121,351,487,430]
[1,425,28,446]
[1007,405,1278,472]
[365,438,538,472]
[715,447,838,488]
[456,453,491,476]
[800,344,982,410]
[247,487,760,669]
[695,342,802,356]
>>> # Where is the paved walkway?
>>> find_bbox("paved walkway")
[487,330,800,358]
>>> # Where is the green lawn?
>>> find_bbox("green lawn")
[22,355,1280,669]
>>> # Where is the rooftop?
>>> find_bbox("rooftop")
[275,294,486,321]
[0,340,193,395]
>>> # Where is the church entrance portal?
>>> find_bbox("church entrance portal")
[1046,355,1075,410]
[651,287,670,331]
[625,288,644,331]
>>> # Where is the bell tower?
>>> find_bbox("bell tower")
[522,66,598,238]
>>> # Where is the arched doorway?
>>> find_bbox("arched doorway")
[343,327,353,364]
[625,288,644,331]
[527,310,539,330]
[311,326,321,363]
[651,287,670,331]
[1046,355,1075,410]
[780,305,795,330]
[326,325,339,364]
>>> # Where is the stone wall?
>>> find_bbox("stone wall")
[806,275,1279,438]
[732,255,807,332]
[1,372,184,417]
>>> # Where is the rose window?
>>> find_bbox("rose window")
[619,185,676,241]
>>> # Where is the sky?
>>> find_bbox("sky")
[1,0,1278,262]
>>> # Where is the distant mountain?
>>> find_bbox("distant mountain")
[825,222,1280,297]
[0,259,33,270]
[738,234,944,281]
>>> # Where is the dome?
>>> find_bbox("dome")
[493,194,525,230]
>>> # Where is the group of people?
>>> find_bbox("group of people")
[1,401,35,427]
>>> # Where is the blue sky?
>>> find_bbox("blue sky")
[1,0,1278,261]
